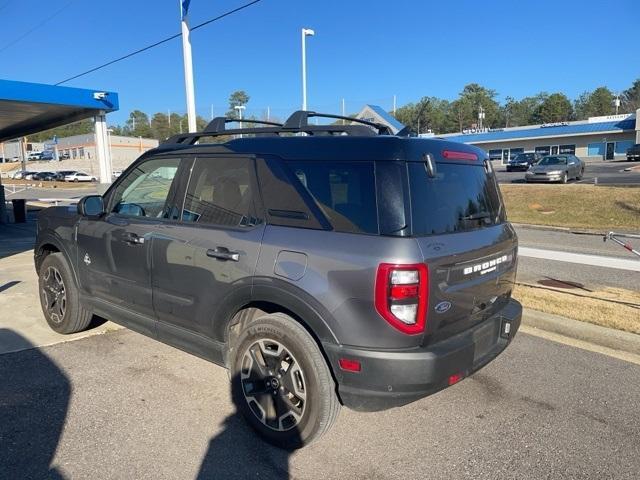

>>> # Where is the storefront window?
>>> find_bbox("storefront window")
[559,145,576,154]
[509,148,524,159]
[587,143,604,156]
[535,146,551,156]
[615,141,634,154]
[488,149,502,161]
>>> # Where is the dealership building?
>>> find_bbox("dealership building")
[1,133,158,170]
[437,111,640,165]
[356,105,639,165]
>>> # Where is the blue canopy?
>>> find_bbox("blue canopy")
[0,79,118,142]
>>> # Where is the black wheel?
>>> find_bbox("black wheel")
[577,168,584,180]
[73,178,78,183]
[38,253,92,334]
[230,313,340,449]
[561,172,568,184]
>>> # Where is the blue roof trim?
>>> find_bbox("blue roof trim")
[445,118,636,143]
[367,104,405,131]
[0,79,118,111]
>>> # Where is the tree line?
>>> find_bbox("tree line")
[394,79,640,135]
[28,79,640,142]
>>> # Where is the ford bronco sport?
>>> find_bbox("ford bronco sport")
[35,111,521,449]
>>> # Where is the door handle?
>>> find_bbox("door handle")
[122,232,145,245]
[206,247,239,262]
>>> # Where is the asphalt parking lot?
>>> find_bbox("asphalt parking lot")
[1,323,639,480]
[496,160,640,185]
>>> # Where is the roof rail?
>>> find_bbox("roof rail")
[161,110,393,145]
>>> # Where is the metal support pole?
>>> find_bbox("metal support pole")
[94,112,113,185]
[301,28,314,111]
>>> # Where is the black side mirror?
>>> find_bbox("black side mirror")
[77,195,105,217]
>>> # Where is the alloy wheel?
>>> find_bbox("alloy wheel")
[41,266,66,323]
[240,339,307,432]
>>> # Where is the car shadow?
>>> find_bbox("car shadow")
[0,328,70,479]
[195,373,300,480]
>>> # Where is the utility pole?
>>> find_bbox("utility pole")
[168,109,171,128]
[180,0,197,132]
[393,95,397,115]
[341,98,346,125]
[267,106,270,121]
[614,94,621,115]
[210,104,214,120]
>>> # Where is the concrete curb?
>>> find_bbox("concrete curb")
[521,308,640,356]
[512,223,639,236]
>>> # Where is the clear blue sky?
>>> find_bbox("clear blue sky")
[1,0,638,125]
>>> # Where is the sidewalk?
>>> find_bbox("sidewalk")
[0,217,119,354]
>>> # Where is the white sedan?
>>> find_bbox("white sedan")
[64,172,96,182]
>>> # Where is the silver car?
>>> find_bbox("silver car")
[525,155,585,183]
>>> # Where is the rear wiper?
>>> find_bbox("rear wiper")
[461,212,491,221]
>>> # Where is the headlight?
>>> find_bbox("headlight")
[547,170,562,175]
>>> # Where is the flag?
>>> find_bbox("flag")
[181,0,191,19]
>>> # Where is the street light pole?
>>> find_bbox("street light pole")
[301,28,315,111]
[234,105,246,138]
[614,94,621,115]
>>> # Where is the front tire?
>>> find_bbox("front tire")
[38,252,92,334]
[230,313,340,449]
[561,172,568,184]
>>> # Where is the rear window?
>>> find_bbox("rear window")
[285,161,378,234]
[409,162,505,235]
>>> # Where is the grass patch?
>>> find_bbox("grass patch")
[513,284,640,335]
[500,185,640,230]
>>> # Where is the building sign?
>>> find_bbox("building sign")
[540,122,570,128]
[462,127,504,135]
[587,113,632,123]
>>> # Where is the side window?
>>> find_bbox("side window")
[181,157,257,227]
[110,157,182,219]
[285,161,378,234]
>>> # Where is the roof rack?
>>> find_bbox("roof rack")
[162,110,394,145]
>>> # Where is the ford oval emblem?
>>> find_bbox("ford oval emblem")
[435,301,452,314]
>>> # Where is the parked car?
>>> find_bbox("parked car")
[58,153,70,160]
[12,170,33,179]
[64,171,96,182]
[525,155,584,183]
[39,151,55,161]
[627,144,640,161]
[506,152,542,172]
[32,171,58,181]
[27,152,43,161]
[34,111,521,449]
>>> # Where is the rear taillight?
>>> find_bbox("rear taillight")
[375,263,428,334]
[442,150,478,161]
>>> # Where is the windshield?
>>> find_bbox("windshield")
[539,156,567,165]
[514,154,534,161]
[409,162,505,235]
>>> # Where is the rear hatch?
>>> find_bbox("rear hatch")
[407,147,518,345]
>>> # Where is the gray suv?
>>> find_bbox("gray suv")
[35,111,521,449]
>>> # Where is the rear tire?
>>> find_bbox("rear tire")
[230,313,340,449]
[38,252,92,334]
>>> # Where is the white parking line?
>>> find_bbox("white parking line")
[519,246,640,272]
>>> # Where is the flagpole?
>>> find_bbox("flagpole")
[180,0,197,133]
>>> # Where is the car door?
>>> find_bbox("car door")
[152,155,265,359]
[76,155,185,337]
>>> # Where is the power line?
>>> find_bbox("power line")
[55,0,263,86]
[0,0,76,54]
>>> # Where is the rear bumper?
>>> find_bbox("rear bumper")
[324,298,522,412]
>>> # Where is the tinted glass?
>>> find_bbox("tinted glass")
[539,156,567,165]
[514,153,535,161]
[285,161,378,234]
[409,162,504,236]
[256,157,324,230]
[182,157,256,227]
[110,157,181,218]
